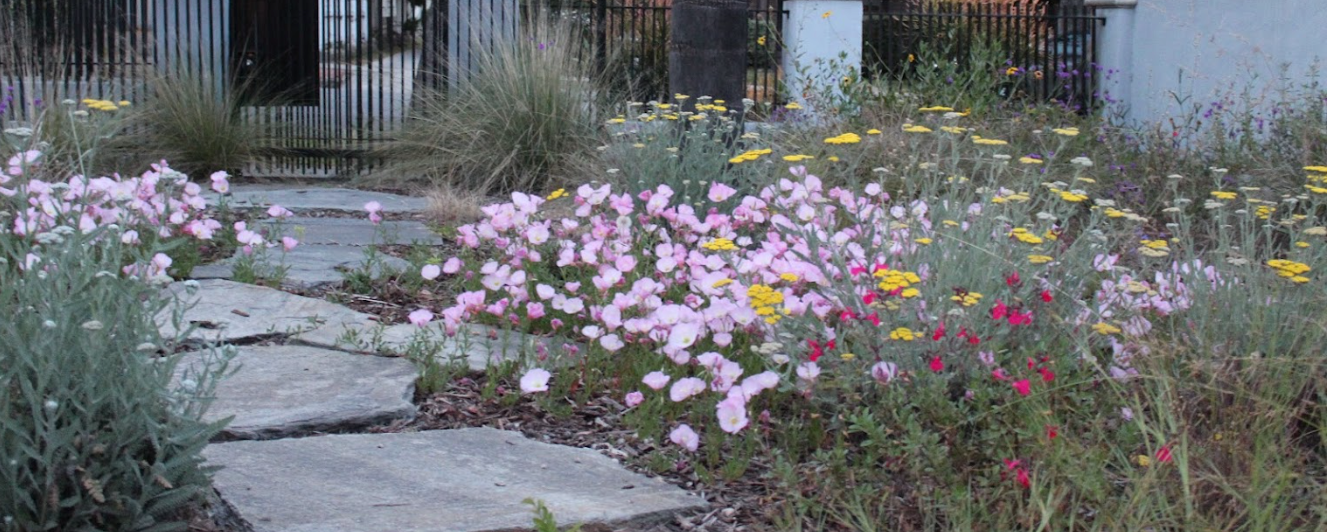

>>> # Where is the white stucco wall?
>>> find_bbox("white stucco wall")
[781,0,863,113]
[1096,0,1327,128]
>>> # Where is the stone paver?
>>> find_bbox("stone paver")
[209,185,429,214]
[204,428,705,532]
[179,345,417,440]
[280,216,442,246]
[159,279,375,343]
[294,322,539,372]
[189,244,410,290]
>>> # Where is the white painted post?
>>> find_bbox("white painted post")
[780,0,862,114]
[1085,0,1137,122]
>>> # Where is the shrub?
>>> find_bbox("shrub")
[376,17,605,195]
[0,153,234,531]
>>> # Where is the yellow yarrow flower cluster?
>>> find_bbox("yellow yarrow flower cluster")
[1255,205,1275,220]
[779,273,800,283]
[902,124,932,134]
[1210,190,1238,200]
[1052,127,1080,136]
[711,278,734,288]
[702,238,738,251]
[728,148,772,164]
[951,291,983,307]
[747,284,786,324]
[546,188,566,200]
[991,192,1031,204]
[82,98,121,112]
[824,132,862,145]
[1267,259,1311,283]
[1058,190,1088,202]
[889,327,918,341]
[695,103,728,113]
[1092,322,1122,335]
[972,136,1009,146]
[1019,156,1043,165]
[874,269,921,292]
[1009,227,1044,244]
[1028,255,1054,264]
[941,126,968,134]
[918,106,954,112]
[785,102,803,110]
[782,154,815,162]
[1139,239,1171,257]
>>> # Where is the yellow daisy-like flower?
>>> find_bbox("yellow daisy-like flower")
[779,273,800,283]
[902,125,932,134]
[607,117,626,124]
[889,327,917,341]
[782,154,815,162]
[1092,322,1122,335]
[866,128,882,135]
[1028,255,1054,264]
[546,188,566,200]
[1303,165,1327,173]
[703,238,739,252]
[900,288,920,298]
[757,36,767,46]
[827,156,840,162]
[942,220,960,227]
[824,132,862,144]
[785,102,803,110]
[118,100,131,107]
[1006,66,1020,76]
[1211,190,1238,200]
[1051,127,1080,136]
[1295,241,1310,248]
[1136,455,1153,467]
[950,292,983,307]
[840,352,856,361]
[1058,191,1088,202]
[940,126,968,134]
[1019,156,1043,165]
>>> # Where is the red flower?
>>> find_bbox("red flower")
[850,265,868,276]
[862,292,877,305]
[839,310,857,321]
[1016,468,1031,489]
[1008,310,1033,326]
[1040,289,1053,302]
[807,340,823,362]
[932,323,946,340]
[991,300,1008,321]
[1038,366,1055,382]
[1045,425,1059,440]
[929,355,944,372]
[1012,379,1031,396]
[1156,445,1173,463]
[865,312,881,327]
[992,368,1010,381]
[1027,357,1036,370]
[826,339,836,350]
[1006,272,1021,287]
[967,335,981,346]
[1003,458,1022,470]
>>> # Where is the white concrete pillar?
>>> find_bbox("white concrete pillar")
[780,0,862,114]
[1085,0,1137,123]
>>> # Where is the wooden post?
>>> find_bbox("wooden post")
[669,0,748,110]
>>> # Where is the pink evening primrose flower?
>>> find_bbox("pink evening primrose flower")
[669,377,706,402]
[281,237,299,252]
[267,205,294,219]
[519,368,552,394]
[210,171,230,194]
[669,424,700,452]
[643,371,671,390]
[421,264,442,280]
[408,308,434,326]
[365,201,383,224]
[708,182,738,202]
[624,391,644,408]
[716,396,750,433]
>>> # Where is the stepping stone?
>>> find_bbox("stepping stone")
[295,321,544,372]
[204,428,705,532]
[209,185,428,214]
[190,244,410,290]
[178,345,417,440]
[159,279,375,343]
[281,216,442,246]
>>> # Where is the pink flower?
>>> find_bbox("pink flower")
[929,355,944,372]
[365,201,383,224]
[716,396,749,433]
[624,391,644,407]
[421,264,442,280]
[519,368,551,394]
[707,182,738,202]
[669,424,699,452]
[281,237,299,252]
[643,371,672,390]
[526,302,545,319]
[796,361,821,381]
[442,257,462,274]
[599,334,624,351]
[408,308,434,326]
[871,361,897,384]
[1012,379,1031,396]
[210,171,230,194]
[669,377,706,402]
[267,205,294,219]
[1155,445,1173,463]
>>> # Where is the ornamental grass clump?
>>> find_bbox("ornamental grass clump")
[377,17,605,195]
[0,152,235,531]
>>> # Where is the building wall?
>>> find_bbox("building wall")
[1099,0,1326,128]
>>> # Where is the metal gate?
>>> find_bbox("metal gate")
[862,0,1103,108]
[1,0,453,177]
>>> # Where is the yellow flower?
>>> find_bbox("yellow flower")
[940,126,968,134]
[822,10,832,18]
[1006,66,1019,76]
[973,138,1009,146]
[951,292,982,307]
[1019,156,1043,165]
[840,352,856,361]
[780,273,800,283]
[1296,241,1310,248]
[674,94,690,101]
[703,238,739,251]
[782,154,815,162]
[942,220,960,227]
[824,132,862,144]
[1058,191,1088,202]
[900,288,920,298]
[785,102,803,110]
[827,156,841,162]
[607,117,626,124]
[765,315,782,324]
[1052,127,1079,136]
[1140,239,1169,250]
[1211,190,1238,200]
[757,36,767,46]
[1136,455,1152,467]
[546,188,566,200]
[908,54,916,63]
[889,327,917,341]
[633,143,646,148]
[1305,226,1327,236]
[1028,255,1054,264]
[712,278,734,288]
[918,106,954,112]
[655,103,673,109]
[915,238,932,245]
[1092,322,1122,335]
[866,128,882,135]
[902,125,932,134]
[117,100,131,107]
[1303,165,1327,173]
[1076,177,1097,183]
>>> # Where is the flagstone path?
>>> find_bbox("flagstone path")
[177,186,704,532]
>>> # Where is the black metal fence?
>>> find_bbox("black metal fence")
[863,0,1102,107]
[532,0,786,105]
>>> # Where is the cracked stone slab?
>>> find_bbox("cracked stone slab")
[293,321,543,372]
[207,186,428,214]
[159,279,375,343]
[189,244,410,290]
[178,345,417,440]
[204,428,705,532]
[280,216,442,246]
